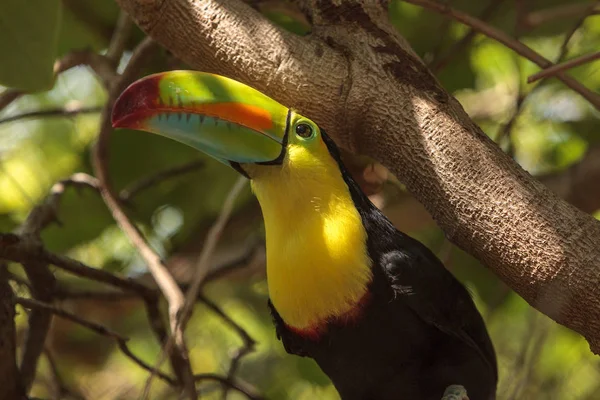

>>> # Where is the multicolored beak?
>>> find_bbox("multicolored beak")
[112,71,290,165]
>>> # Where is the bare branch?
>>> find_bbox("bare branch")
[12,173,97,392]
[203,241,263,285]
[195,374,263,400]
[523,2,600,29]
[119,160,205,202]
[403,0,600,110]
[0,49,115,114]
[106,11,134,64]
[528,51,600,83]
[90,36,196,397]
[18,257,54,392]
[0,264,26,400]
[179,177,248,328]
[429,0,507,73]
[15,297,176,386]
[55,50,117,89]
[143,177,247,396]
[0,234,153,296]
[199,295,255,399]
[44,348,85,400]
[0,106,102,126]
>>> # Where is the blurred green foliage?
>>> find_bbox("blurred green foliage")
[0,0,62,91]
[1,1,600,399]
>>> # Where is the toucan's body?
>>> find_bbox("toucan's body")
[112,71,498,400]
[268,134,497,400]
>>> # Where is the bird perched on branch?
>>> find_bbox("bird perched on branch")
[112,71,497,400]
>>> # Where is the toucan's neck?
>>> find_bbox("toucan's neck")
[250,140,373,334]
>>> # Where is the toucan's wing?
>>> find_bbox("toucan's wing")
[380,234,498,381]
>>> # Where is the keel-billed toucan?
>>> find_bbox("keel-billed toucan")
[112,71,498,400]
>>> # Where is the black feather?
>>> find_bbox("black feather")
[269,130,498,400]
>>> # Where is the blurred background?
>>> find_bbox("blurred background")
[1,0,600,399]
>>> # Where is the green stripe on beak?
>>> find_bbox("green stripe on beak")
[112,71,290,165]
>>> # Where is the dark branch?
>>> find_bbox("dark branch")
[429,0,507,73]
[199,295,255,399]
[119,159,205,202]
[403,0,600,110]
[528,51,600,83]
[91,35,196,397]
[195,373,263,400]
[15,297,177,386]
[0,106,102,126]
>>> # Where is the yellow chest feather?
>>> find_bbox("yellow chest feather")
[249,144,372,330]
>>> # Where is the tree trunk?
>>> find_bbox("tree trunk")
[114,0,600,353]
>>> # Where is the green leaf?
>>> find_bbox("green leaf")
[0,0,62,91]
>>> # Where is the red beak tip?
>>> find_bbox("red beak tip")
[111,74,162,130]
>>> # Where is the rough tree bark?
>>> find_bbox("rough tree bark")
[114,0,600,353]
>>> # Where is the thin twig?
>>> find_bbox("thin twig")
[15,297,176,385]
[119,160,205,202]
[203,241,263,285]
[402,0,600,110]
[495,3,597,150]
[44,348,85,400]
[195,374,263,400]
[91,36,196,398]
[528,51,600,83]
[199,295,255,400]
[0,234,154,296]
[429,0,506,73]
[106,11,134,65]
[56,50,117,89]
[0,106,102,126]
[180,177,248,329]
[142,177,247,398]
[14,173,93,392]
[524,2,600,29]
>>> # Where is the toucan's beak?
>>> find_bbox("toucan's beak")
[112,71,290,165]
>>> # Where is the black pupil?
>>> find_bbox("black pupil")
[295,123,312,138]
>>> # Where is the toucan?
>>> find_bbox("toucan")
[112,71,498,400]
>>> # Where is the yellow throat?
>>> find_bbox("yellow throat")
[247,133,372,331]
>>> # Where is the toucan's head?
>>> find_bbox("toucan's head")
[113,71,372,332]
[112,71,335,181]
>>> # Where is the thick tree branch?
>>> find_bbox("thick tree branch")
[116,0,600,353]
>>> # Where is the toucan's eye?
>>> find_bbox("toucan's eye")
[295,123,313,139]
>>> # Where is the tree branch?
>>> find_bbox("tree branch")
[0,264,25,400]
[119,159,205,203]
[198,295,255,399]
[90,36,197,398]
[403,0,600,110]
[528,51,600,83]
[195,373,263,400]
[429,0,507,73]
[0,106,102,126]
[142,177,247,396]
[116,0,600,354]
[15,297,176,385]
[523,2,600,29]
